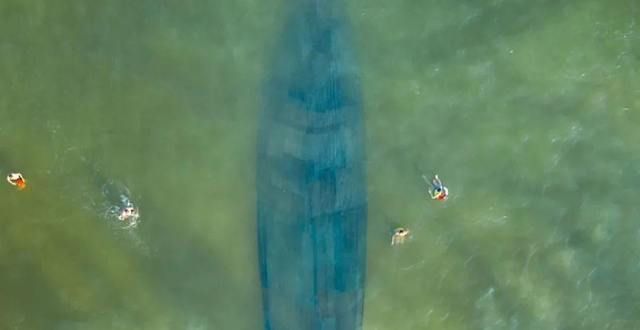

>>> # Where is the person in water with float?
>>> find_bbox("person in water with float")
[424,174,448,201]
[6,173,27,190]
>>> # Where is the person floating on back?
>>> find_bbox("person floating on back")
[6,173,27,190]
[424,174,448,201]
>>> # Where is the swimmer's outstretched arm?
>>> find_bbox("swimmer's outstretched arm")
[422,174,435,197]
[432,174,443,187]
[428,190,438,199]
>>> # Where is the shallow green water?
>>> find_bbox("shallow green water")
[1,0,638,329]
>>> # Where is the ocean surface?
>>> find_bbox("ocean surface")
[0,0,638,329]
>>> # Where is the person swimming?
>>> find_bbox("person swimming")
[100,185,140,228]
[391,227,410,246]
[6,173,27,190]
[424,174,448,201]
[118,204,139,222]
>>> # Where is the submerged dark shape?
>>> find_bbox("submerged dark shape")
[256,0,367,329]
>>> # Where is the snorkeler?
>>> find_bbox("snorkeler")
[391,227,410,246]
[424,174,448,201]
[6,173,27,190]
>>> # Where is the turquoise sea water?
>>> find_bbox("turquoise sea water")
[1,0,638,329]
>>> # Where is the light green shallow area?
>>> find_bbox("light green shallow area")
[0,1,281,329]
[0,0,638,329]
[354,0,640,329]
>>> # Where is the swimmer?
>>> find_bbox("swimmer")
[118,205,139,222]
[391,227,410,246]
[424,174,448,201]
[6,173,27,190]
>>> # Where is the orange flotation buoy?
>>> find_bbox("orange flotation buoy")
[7,173,27,190]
